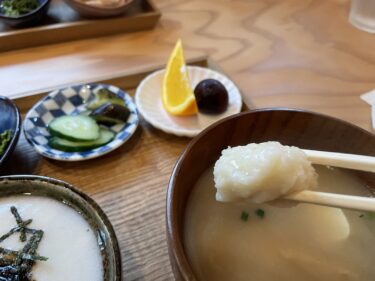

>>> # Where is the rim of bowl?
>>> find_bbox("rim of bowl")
[66,0,134,12]
[0,174,122,281]
[0,96,22,166]
[166,107,375,280]
[0,0,50,19]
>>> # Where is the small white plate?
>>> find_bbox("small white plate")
[135,66,242,137]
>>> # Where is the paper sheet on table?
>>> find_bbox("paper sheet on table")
[360,89,375,130]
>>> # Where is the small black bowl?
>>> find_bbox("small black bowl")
[0,96,21,166]
[0,0,50,27]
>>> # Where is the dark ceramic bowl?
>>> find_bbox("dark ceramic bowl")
[0,0,50,27]
[166,108,375,281]
[0,96,21,166]
[63,0,134,18]
[0,175,122,281]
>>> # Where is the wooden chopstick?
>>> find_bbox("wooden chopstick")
[303,149,375,173]
[282,150,375,212]
[285,190,375,212]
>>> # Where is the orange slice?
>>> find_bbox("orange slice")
[162,40,198,116]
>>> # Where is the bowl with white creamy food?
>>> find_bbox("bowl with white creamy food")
[0,175,121,281]
[167,108,375,281]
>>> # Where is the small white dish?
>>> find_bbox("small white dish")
[135,66,242,137]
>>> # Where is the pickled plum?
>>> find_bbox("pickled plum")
[193,79,228,114]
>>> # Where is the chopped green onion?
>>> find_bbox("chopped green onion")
[365,212,375,220]
[241,211,249,222]
[255,209,265,218]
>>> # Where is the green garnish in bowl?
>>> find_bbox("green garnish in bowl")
[0,0,40,17]
[0,130,12,157]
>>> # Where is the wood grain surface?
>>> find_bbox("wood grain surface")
[1,90,183,281]
[1,0,375,280]
[0,0,161,53]
[0,58,226,281]
[1,0,375,131]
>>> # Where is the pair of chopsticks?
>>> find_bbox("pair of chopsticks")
[285,150,375,212]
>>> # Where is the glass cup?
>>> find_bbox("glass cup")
[349,0,375,33]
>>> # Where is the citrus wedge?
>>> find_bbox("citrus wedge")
[162,40,198,116]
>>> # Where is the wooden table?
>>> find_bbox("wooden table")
[1,0,375,280]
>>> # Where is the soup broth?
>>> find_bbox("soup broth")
[0,196,103,281]
[184,166,375,281]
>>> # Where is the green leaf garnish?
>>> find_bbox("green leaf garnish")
[365,212,375,220]
[255,209,265,218]
[241,211,249,222]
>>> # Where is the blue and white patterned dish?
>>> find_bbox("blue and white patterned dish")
[24,83,139,161]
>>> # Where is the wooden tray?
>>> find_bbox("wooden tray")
[1,56,246,281]
[0,0,161,53]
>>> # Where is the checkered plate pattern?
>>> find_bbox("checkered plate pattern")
[24,84,139,161]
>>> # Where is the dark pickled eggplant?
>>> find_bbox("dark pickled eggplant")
[86,88,125,110]
[90,102,130,125]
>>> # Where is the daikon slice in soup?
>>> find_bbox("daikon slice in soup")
[0,196,103,281]
[184,166,375,281]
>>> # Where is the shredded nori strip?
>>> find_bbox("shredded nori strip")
[10,207,30,242]
[0,207,47,281]
[0,248,47,262]
[0,226,22,244]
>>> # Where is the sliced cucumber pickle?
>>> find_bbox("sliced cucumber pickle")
[48,115,100,141]
[49,128,115,152]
